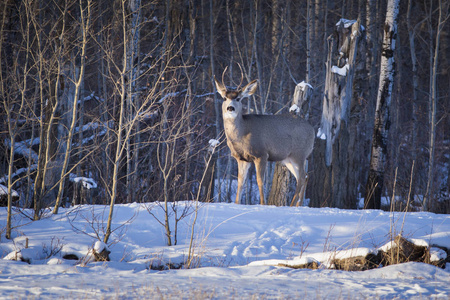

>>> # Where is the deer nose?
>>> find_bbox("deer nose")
[227,106,235,112]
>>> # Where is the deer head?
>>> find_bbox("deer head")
[214,76,258,120]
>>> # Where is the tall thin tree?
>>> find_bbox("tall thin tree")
[365,0,400,209]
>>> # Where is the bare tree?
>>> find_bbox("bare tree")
[104,0,146,243]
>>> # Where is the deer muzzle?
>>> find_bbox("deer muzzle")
[227,106,235,112]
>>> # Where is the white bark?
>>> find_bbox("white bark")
[365,0,399,209]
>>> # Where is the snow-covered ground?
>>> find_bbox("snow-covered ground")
[0,202,449,299]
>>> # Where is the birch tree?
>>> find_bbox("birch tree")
[365,0,400,209]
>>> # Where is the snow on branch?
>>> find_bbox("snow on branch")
[208,139,220,152]
[157,91,183,104]
[157,90,214,104]
[0,184,19,198]
[0,165,37,185]
[192,92,215,98]
[78,93,103,104]
[138,109,159,120]
[3,139,39,163]
[69,174,97,189]
[73,121,112,147]
[74,121,104,134]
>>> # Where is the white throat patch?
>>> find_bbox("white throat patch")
[223,111,238,119]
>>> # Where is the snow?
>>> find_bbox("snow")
[316,127,326,140]
[0,184,19,197]
[298,80,313,91]
[336,18,357,28]
[69,174,97,189]
[331,63,349,76]
[0,165,37,185]
[157,91,185,103]
[208,139,220,148]
[94,240,107,252]
[248,247,374,269]
[0,203,449,299]
[78,93,102,104]
[289,104,300,114]
[3,139,39,163]
[430,248,447,262]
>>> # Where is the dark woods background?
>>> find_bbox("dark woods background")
[0,0,449,217]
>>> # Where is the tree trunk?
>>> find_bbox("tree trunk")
[406,0,419,204]
[268,164,290,206]
[313,19,364,208]
[424,0,448,211]
[365,0,399,210]
[126,0,142,204]
[210,0,220,202]
[365,0,379,131]
[305,0,312,83]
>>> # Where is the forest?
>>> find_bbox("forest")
[0,0,449,241]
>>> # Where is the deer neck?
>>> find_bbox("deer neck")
[223,114,245,141]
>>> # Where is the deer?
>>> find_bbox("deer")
[214,74,315,206]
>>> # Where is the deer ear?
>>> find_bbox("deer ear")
[214,76,227,99]
[240,80,258,98]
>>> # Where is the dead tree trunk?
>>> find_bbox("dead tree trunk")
[365,0,399,209]
[312,19,364,208]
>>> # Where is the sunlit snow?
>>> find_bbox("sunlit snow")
[0,203,449,299]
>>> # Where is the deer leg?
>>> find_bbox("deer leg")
[254,156,268,205]
[282,158,303,207]
[296,173,309,207]
[236,160,251,204]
